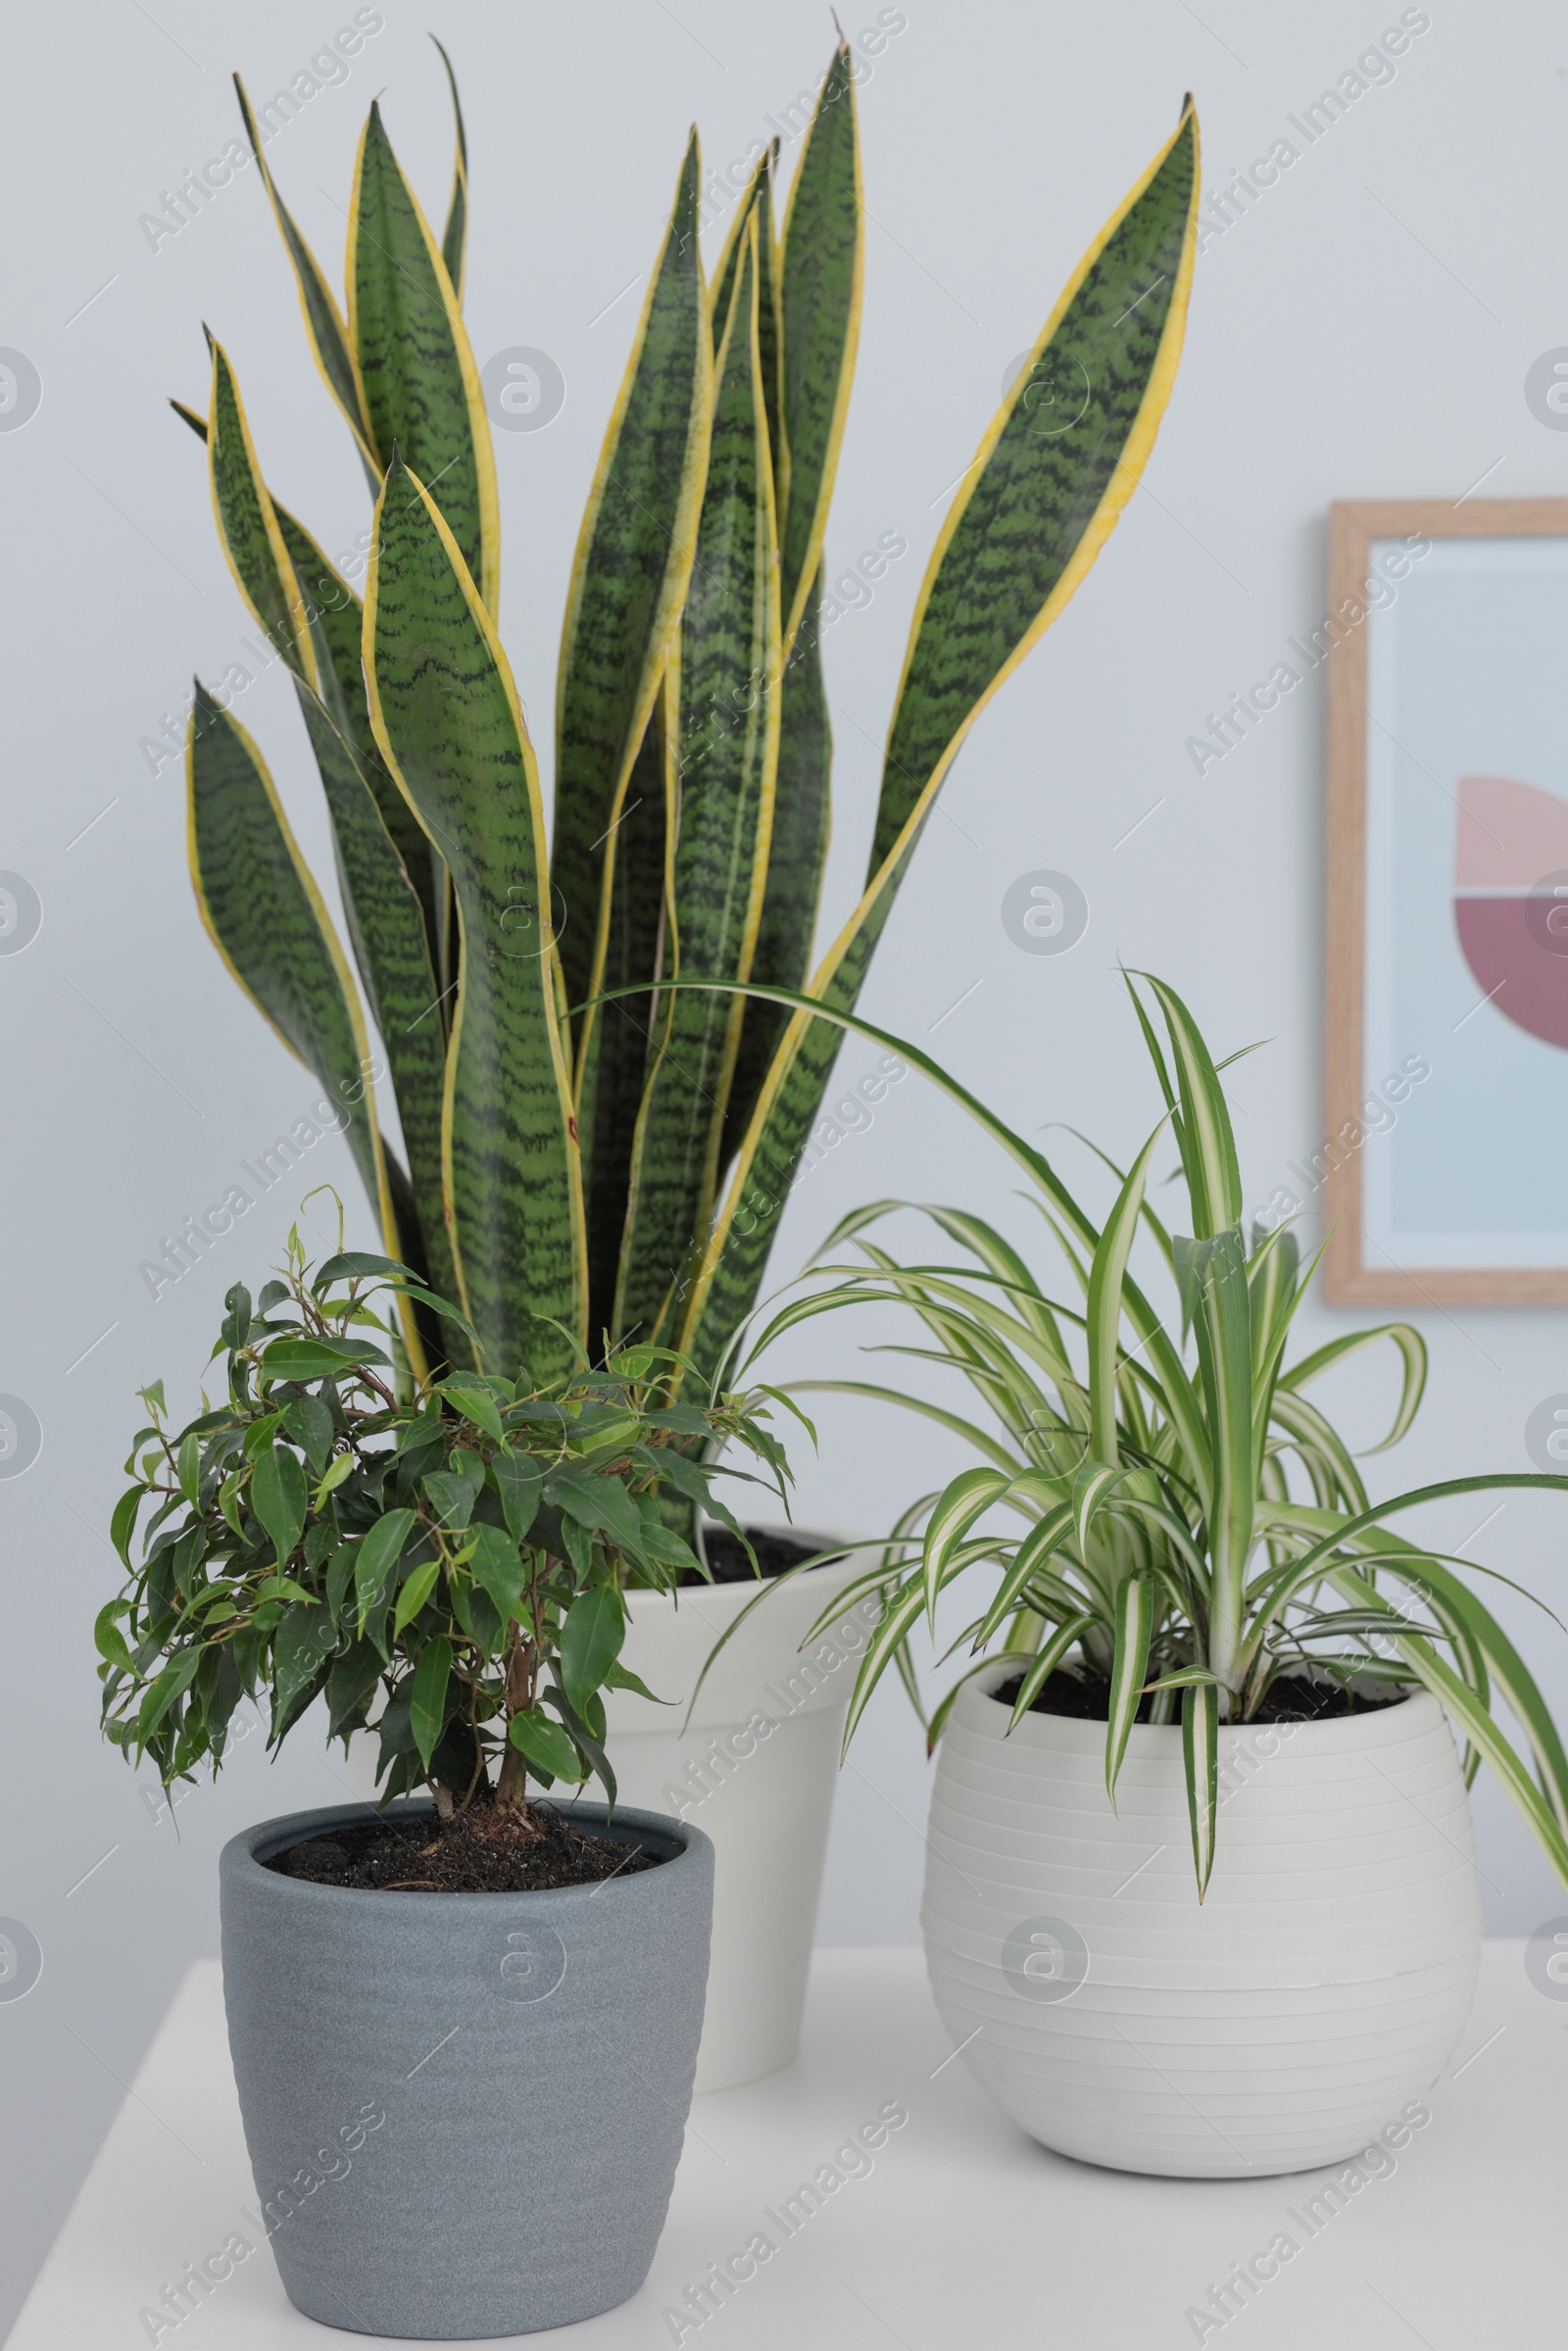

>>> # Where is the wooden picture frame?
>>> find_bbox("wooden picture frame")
[1324,498,1568,1305]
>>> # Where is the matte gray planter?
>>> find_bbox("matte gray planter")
[220,1799,713,2339]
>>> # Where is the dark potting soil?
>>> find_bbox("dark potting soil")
[992,1667,1405,1727]
[687,1526,843,1587]
[264,1800,664,1894]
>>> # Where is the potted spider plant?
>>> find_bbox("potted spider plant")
[167,35,1200,2082]
[720,971,1568,2177]
[97,1233,789,2337]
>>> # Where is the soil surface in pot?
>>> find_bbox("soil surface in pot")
[265,1799,665,1893]
[994,1667,1405,1726]
[683,1526,844,1588]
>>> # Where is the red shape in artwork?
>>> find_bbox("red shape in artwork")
[1453,899,1568,1052]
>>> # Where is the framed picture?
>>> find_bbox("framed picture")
[1323,497,1568,1305]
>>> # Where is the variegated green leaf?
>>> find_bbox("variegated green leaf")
[1086,1124,1161,1463]
[614,221,780,1347]
[921,1465,1012,1630]
[554,130,710,1065]
[578,672,673,1348]
[1136,973,1242,1239]
[1182,1681,1218,1898]
[290,683,464,1340]
[231,74,377,485]
[1007,1615,1097,1730]
[186,687,395,1251]
[1281,1322,1427,1453]
[205,338,316,685]
[348,100,497,611]
[721,563,831,1169]
[679,106,1200,1388]
[710,144,783,488]
[365,455,583,1378]
[1188,1227,1253,1691]
[777,41,861,653]
[431,35,468,303]
[271,500,449,985]
[1104,1571,1153,1809]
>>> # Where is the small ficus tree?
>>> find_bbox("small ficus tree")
[97,1227,792,1820]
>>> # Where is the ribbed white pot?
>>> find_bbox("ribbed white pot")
[922,1663,1481,2178]
[603,1530,868,2092]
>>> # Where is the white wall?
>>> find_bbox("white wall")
[3,0,1566,2323]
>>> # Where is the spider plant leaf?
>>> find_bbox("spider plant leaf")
[1134,973,1243,1239]
[676,104,1200,1389]
[1006,1615,1098,1730]
[204,338,317,686]
[778,39,862,653]
[970,1503,1077,1648]
[349,100,497,611]
[1280,1322,1428,1453]
[721,563,831,1168]
[1188,1227,1253,1687]
[577,672,674,1348]
[231,74,378,484]
[842,1571,930,1752]
[925,1649,1036,1750]
[788,1380,1023,1475]
[920,1466,1014,1631]
[1104,1571,1153,1810]
[430,34,468,303]
[554,129,710,1068]
[614,220,780,1347]
[1073,1459,1129,1560]
[365,453,584,1379]
[185,688,403,1289]
[289,683,464,1341]
[1182,1680,1218,1898]
[1087,1122,1161,1461]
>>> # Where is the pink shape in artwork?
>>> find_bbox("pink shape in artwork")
[1453,773,1568,889]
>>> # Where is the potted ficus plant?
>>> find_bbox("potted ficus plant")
[166,32,1201,2082]
[720,970,1568,2178]
[96,1233,790,2337]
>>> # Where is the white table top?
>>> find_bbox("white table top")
[8,1940,1563,2348]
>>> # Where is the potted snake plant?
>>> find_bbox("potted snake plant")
[167,36,1201,2083]
[723,971,1568,2177]
[98,1234,790,2336]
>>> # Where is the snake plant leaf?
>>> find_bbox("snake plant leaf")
[185,685,399,1261]
[290,682,465,1341]
[271,501,448,980]
[364,454,584,1380]
[205,338,317,686]
[720,563,830,1169]
[1181,1681,1218,1898]
[578,672,673,1348]
[777,41,862,654]
[231,75,377,486]
[678,104,1200,1389]
[553,129,710,1061]
[711,144,783,490]
[348,100,498,612]
[1104,1570,1153,1809]
[430,34,469,304]
[614,223,780,1347]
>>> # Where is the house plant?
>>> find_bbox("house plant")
[168,37,1201,2081]
[724,970,1568,2175]
[96,1232,789,2334]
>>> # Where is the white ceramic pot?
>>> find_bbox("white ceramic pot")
[922,1663,1481,2178]
[602,1530,870,2091]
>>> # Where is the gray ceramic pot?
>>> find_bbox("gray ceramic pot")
[219,1799,713,2339]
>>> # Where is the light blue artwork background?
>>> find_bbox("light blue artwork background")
[1363,538,1568,1262]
